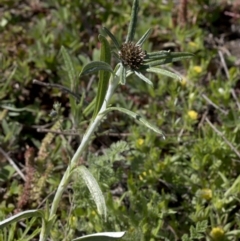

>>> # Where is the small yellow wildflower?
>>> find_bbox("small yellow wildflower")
[193,66,202,74]
[69,216,78,229]
[210,227,225,240]
[180,78,187,87]
[215,200,224,210]
[189,41,197,47]
[91,210,96,216]
[148,169,152,175]
[142,171,147,177]
[139,175,143,181]
[137,138,144,146]
[188,110,198,120]
[199,188,212,201]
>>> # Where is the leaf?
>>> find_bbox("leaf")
[0,210,44,229]
[126,0,139,43]
[80,61,113,76]
[196,220,208,233]
[0,104,35,113]
[2,67,16,93]
[102,107,165,138]
[77,166,107,219]
[145,50,172,58]
[146,51,193,59]
[92,35,111,119]
[119,64,126,85]
[227,230,240,236]
[61,46,77,91]
[136,28,152,46]
[147,67,182,80]
[134,71,153,86]
[72,232,126,241]
[181,234,191,241]
[143,52,194,67]
[102,27,120,49]
[224,175,240,197]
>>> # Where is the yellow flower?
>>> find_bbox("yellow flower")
[188,110,198,120]
[91,210,97,216]
[189,41,197,47]
[139,172,147,181]
[180,78,187,87]
[199,188,212,201]
[193,66,202,74]
[210,227,225,240]
[69,216,78,229]
[137,138,144,146]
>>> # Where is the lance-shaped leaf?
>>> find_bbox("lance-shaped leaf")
[61,46,77,91]
[224,175,240,197]
[78,166,107,219]
[126,0,139,43]
[102,107,165,138]
[145,50,171,59]
[80,61,113,76]
[144,51,193,60]
[102,27,120,49]
[119,64,126,85]
[92,35,111,118]
[136,28,152,46]
[134,70,153,86]
[143,52,194,67]
[0,210,44,229]
[72,232,126,241]
[147,67,182,80]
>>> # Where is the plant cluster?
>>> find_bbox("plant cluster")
[0,0,240,241]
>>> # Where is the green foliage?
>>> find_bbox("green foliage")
[182,221,208,241]
[0,0,240,240]
[92,35,112,119]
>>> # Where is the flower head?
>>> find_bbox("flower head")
[199,188,212,201]
[101,0,193,86]
[118,42,146,70]
[188,110,198,120]
[210,227,225,240]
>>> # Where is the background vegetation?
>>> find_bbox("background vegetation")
[0,0,240,240]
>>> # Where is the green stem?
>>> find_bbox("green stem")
[39,67,121,241]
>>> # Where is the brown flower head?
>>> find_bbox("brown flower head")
[118,42,146,70]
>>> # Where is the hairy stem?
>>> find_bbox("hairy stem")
[39,67,120,241]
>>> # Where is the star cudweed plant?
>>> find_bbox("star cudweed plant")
[0,0,192,240]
